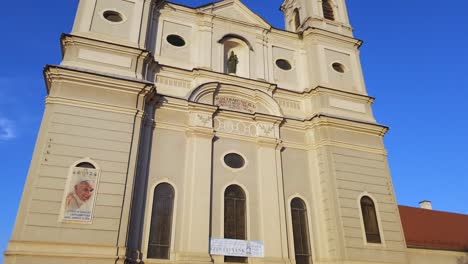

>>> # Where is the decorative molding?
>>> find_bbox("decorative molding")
[214,117,257,137]
[189,112,213,128]
[156,76,191,89]
[329,97,366,113]
[256,122,275,138]
[78,49,132,68]
[277,98,302,111]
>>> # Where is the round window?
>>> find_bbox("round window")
[166,34,186,47]
[224,153,245,169]
[332,62,345,73]
[103,10,124,23]
[275,59,292,70]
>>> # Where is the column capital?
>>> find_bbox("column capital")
[186,127,215,139]
[257,138,283,149]
[187,102,218,129]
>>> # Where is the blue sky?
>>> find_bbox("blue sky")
[1,0,467,261]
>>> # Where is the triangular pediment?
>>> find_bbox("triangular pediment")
[198,0,271,28]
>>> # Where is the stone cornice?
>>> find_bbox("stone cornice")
[302,27,363,48]
[60,33,148,56]
[274,85,374,102]
[157,64,373,103]
[44,65,154,95]
[156,64,278,95]
[282,113,388,136]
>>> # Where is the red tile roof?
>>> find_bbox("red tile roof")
[398,205,468,252]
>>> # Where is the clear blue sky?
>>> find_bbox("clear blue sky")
[1,0,467,261]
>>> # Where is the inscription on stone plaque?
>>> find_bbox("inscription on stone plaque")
[215,96,256,114]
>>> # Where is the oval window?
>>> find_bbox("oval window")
[167,34,186,47]
[224,153,245,169]
[275,59,292,71]
[332,62,345,73]
[103,10,124,23]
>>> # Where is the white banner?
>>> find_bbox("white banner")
[60,167,100,223]
[210,238,264,258]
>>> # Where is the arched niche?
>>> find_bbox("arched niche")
[188,82,283,117]
[218,35,252,78]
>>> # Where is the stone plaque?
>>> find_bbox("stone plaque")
[215,96,256,114]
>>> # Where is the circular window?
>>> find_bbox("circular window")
[332,62,346,73]
[275,59,292,71]
[224,153,245,169]
[166,34,186,47]
[103,10,124,23]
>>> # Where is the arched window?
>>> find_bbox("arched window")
[322,0,335,21]
[291,198,312,264]
[148,183,175,259]
[360,196,381,243]
[76,162,95,169]
[224,185,247,263]
[293,8,301,31]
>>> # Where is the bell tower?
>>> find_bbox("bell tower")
[281,0,353,36]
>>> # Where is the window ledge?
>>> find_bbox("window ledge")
[364,242,387,249]
[144,259,175,264]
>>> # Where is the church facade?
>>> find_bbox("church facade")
[4,0,467,264]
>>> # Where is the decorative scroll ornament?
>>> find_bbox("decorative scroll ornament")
[190,112,213,128]
[256,123,275,138]
[214,118,257,137]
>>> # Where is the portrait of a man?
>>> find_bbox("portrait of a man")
[65,180,95,211]
[61,165,100,223]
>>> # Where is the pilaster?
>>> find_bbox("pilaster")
[254,114,288,262]
[197,16,214,70]
[178,103,217,263]
[255,32,268,81]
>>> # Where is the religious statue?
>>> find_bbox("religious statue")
[227,51,238,74]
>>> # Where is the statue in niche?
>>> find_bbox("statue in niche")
[227,51,239,74]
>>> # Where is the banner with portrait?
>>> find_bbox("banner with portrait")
[60,166,100,223]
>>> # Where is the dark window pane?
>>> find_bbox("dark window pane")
[360,196,382,244]
[322,0,335,21]
[291,198,306,210]
[148,183,175,259]
[276,59,292,71]
[224,185,247,263]
[291,198,312,264]
[296,255,311,264]
[103,10,123,23]
[76,162,95,169]
[332,62,345,73]
[294,8,301,30]
[224,153,245,169]
[166,34,186,47]
[225,256,247,263]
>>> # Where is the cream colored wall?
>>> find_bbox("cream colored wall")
[279,117,410,264]
[151,2,364,94]
[4,66,152,264]
[144,127,187,259]
[407,249,468,264]
[72,0,150,48]
[211,137,260,241]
